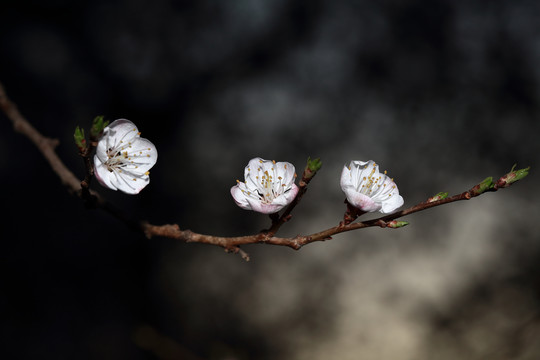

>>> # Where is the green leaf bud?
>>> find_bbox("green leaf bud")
[428,192,448,203]
[302,157,322,181]
[307,157,322,172]
[470,176,494,196]
[74,126,87,151]
[496,165,530,188]
[387,220,409,228]
[90,115,109,140]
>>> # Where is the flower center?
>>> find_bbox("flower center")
[258,169,283,204]
[239,160,293,204]
[354,162,396,199]
[105,147,130,172]
[358,163,381,195]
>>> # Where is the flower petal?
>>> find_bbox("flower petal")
[272,183,299,206]
[117,169,150,194]
[123,138,158,173]
[106,119,140,144]
[230,184,252,210]
[340,164,354,189]
[245,197,284,214]
[94,164,150,194]
[380,193,404,213]
[94,158,118,191]
[276,161,296,185]
[343,186,381,212]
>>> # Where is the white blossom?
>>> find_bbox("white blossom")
[340,160,403,213]
[231,157,299,214]
[94,119,157,194]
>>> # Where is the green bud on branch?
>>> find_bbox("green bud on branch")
[470,176,494,196]
[387,220,409,228]
[496,164,530,188]
[90,115,109,140]
[307,157,322,172]
[302,157,322,182]
[74,126,87,151]
[428,192,448,203]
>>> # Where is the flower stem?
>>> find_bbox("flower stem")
[265,157,320,237]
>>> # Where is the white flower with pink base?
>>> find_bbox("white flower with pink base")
[94,119,157,194]
[340,160,403,213]
[231,157,299,214]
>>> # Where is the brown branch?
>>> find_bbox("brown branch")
[140,190,479,251]
[265,169,313,236]
[1,82,117,214]
[0,82,81,193]
[78,140,99,203]
[1,80,529,260]
[302,191,474,245]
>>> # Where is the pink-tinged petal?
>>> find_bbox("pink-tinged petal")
[95,138,109,164]
[341,160,404,214]
[343,187,381,212]
[245,197,284,214]
[94,159,118,191]
[230,185,252,210]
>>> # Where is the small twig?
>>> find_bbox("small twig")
[78,140,99,205]
[0,81,134,224]
[340,199,366,226]
[265,162,318,236]
[0,82,81,193]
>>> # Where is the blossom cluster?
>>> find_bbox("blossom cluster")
[92,119,404,217]
[231,158,403,215]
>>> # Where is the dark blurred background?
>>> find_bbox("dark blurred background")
[1,0,539,359]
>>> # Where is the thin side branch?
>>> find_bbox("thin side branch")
[140,190,476,251]
[265,171,310,236]
[0,82,81,193]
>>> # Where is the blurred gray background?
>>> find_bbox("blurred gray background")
[1,0,539,359]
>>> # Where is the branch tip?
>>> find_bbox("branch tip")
[224,246,250,261]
